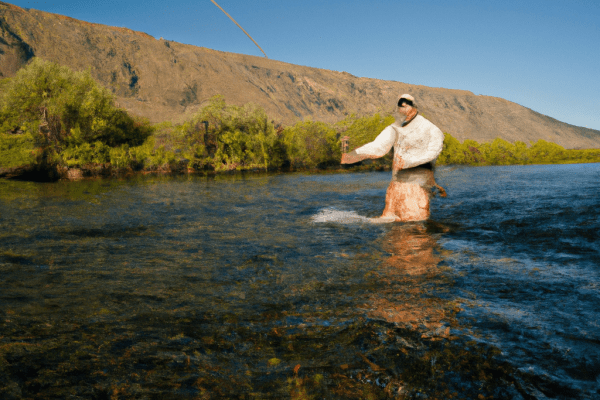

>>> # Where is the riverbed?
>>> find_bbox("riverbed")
[1,164,599,399]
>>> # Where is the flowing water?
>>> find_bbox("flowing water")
[0,164,599,399]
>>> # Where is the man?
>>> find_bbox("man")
[341,94,445,222]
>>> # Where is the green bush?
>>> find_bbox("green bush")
[145,145,177,170]
[109,145,133,170]
[527,139,565,164]
[0,132,37,168]
[105,138,177,171]
[337,113,395,150]
[281,120,340,169]
[190,95,283,171]
[436,133,466,165]
[436,134,600,166]
[0,58,152,168]
[61,140,111,167]
[3,60,596,176]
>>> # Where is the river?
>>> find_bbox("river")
[1,163,599,399]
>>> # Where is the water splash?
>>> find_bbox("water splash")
[312,208,398,224]
[311,208,371,224]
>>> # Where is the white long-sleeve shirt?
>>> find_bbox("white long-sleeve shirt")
[354,115,444,169]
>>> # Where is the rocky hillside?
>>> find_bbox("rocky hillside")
[2,1,599,149]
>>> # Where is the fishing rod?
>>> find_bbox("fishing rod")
[210,0,268,58]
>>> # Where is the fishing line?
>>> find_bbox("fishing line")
[210,0,268,58]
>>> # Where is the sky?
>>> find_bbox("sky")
[8,0,600,131]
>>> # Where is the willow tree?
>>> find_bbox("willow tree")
[0,58,151,168]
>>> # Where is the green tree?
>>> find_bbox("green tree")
[190,95,283,171]
[512,141,530,164]
[338,113,395,150]
[484,138,515,165]
[0,131,36,168]
[281,120,340,169]
[0,58,152,168]
[462,139,486,165]
[437,133,467,165]
[527,140,566,164]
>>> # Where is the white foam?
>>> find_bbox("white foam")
[311,208,376,224]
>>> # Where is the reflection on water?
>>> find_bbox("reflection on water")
[368,223,451,330]
[1,165,599,399]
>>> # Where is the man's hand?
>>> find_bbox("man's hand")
[341,152,353,164]
[341,151,368,164]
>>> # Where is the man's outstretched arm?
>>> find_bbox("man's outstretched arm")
[340,125,396,164]
[341,150,374,164]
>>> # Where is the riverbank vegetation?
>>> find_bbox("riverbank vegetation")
[1,59,599,180]
[0,58,152,179]
[437,134,600,166]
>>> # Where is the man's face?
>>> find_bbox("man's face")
[398,103,410,116]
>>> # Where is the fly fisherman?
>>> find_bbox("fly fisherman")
[341,94,445,222]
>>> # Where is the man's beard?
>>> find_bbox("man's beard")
[393,108,406,123]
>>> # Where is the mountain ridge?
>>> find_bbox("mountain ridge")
[1,1,599,149]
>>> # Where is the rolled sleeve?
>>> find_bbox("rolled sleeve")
[354,125,397,158]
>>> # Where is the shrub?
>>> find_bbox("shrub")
[0,58,152,168]
[436,134,600,166]
[527,139,565,164]
[0,132,37,168]
[61,140,111,167]
[190,95,283,171]
[281,120,340,169]
[337,113,395,150]
[437,133,466,165]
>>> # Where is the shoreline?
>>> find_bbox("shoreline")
[0,161,392,182]
[3,159,600,183]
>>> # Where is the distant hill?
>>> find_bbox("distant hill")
[2,1,600,149]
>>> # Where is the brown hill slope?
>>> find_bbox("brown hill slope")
[1,2,599,149]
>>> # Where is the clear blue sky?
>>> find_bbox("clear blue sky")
[10,0,600,131]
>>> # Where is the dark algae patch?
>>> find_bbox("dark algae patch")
[0,311,525,399]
